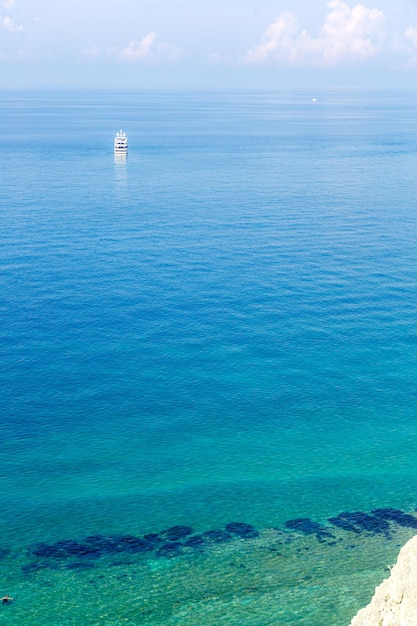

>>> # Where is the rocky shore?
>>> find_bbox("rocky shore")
[350,535,417,625]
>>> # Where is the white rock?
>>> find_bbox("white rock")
[350,535,417,625]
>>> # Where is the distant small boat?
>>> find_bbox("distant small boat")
[114,130,128,154]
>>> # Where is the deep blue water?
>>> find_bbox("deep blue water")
[1,90,417,624]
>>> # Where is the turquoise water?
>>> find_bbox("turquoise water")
[1,90,417,624]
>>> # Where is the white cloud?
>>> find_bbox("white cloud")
[405,26,417,48]
[1,16,23,33]
[118,33,182,62]
[404,26,417,65]
[0,0,16,8]
[245,0,385,67]
[119,32,157,61]
[83,33,182,63]
[245,12,299,64]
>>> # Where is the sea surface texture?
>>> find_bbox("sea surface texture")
[1,90,417,625]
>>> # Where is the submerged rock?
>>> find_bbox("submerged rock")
[29,539,102,560]
[84,535,121,553]
[201,530,232,544]
[329,511,392,538]
[162,526,193,541]
[29,533,155,562]
[284,518,334,540]
[372,508,417,529]
[29,543,64,559]
[54,540,102,558]
[91,537,126,554]
[0,549,10,560]
[109,535,154,553]
[66,561,95,570]
[225,522,259,539]
[157,542,183,558]
[143,533,163,547]
[184,535,205,548]
[328,514,361,534]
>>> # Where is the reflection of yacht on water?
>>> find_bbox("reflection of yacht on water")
[114,130,128,154]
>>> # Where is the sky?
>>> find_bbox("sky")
[2,0,417,88]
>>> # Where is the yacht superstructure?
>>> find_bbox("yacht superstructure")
[114,130,128,154]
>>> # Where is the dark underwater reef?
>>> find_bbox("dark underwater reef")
[21,509,417,574]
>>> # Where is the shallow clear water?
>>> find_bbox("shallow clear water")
[1,89,417,624]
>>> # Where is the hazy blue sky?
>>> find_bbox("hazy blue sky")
[2,0,417,88]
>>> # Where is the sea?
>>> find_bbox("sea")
[1,89,417,625]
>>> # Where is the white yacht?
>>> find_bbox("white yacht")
[114,130,128,154]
